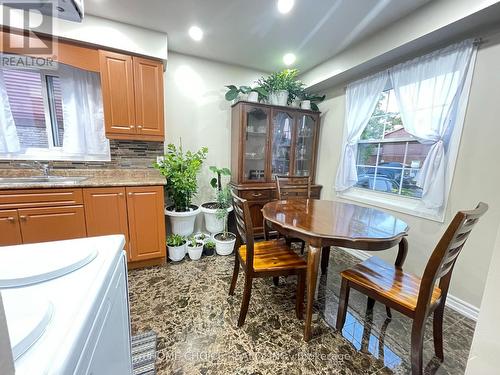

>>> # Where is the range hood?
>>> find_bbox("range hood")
[5,0,84,23]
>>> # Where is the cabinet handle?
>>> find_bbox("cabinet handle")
[252,192,263,197]
[19,215,27,221]
[130,125,135,129]
[118,192,124,196]
[128,192,134,196]
[6,216,15,223]
[137,125,143,129]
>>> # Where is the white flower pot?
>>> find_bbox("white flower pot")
[213,232,237,256]
[269,90,289,106]
[247,91,259,102]
[300,100,311,110]
[194,232,210,244]
[201,204,234,235]
[168,243,186,262]
[187,242,203,260]
[165,205,201,236]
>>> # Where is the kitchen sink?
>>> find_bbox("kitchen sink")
[0,176,88,184]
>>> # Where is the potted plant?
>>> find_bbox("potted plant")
[257,69,304,106]
[225,85,267,103]
[213,186,236,255]
[154,142,208,236]
[194,232,210,244]
[203,240,216,256]
[201,166,234,235]
[186,235,203,260]
[300,92,326,111]
[167,234,186,262]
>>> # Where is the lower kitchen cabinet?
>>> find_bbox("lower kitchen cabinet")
[0,209,22,245]
[18,205,87,244]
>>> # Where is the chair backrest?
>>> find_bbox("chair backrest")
[230,190,255,269]
[275,175,311,200]
[416,202,488,314]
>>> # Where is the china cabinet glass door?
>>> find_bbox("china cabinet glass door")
[271,110,294,178]
[243,106,269,182]
[294,114,315,177]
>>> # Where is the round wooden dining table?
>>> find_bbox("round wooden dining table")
[262,199,409,341]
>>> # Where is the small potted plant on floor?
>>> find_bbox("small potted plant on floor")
[154,142,208,236]
[257,69,304,106]
[201,166,234,235]
[203,240,216,256]
[167,234,186,262]
[213,186,236,255]
[186,235,203,260]
[194,232,210,244]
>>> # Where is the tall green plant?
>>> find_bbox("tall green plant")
[215,186,232,239]
[256,69,305,103]
[209,166,231,191]
[154,143,208,212]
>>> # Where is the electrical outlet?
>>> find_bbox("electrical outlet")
[156,156,164,163]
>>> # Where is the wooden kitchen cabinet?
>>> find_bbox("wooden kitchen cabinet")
[18,205,87,244]
[126,186,166,263]
[0,209,22,246]
[99,50,164,141]
[83,187,130,260]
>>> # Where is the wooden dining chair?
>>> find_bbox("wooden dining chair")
[229,190,307,327]
[336,202,488,375]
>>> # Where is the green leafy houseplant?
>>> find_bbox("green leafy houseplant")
[300,92,326,112]
[225,85,268,102]
[215,186,234,241]
[256,69,305,104]
[167,234,186,247]
[209,166,231,192]
[154,142,208,212]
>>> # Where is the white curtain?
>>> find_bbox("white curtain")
[390,40,477,208]
[0,69,20,153]
[59,64,110,159]
[335,71,387,191]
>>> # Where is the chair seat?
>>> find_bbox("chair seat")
[341,257,442,311]
[239,239,307,272]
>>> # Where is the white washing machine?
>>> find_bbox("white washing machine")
[0,235,132,375]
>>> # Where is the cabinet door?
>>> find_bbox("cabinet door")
[294,113,317,178]
[18,206,87,244]
[242,105,270,182]
[0,210,22,246]
[133,57,164,139]
[271,109,295,178]
[126,186,166,262]
[83,187,130,260]
[99,50,136,136]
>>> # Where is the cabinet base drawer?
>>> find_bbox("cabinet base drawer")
[239,190,271,201]
[0,188,83,209]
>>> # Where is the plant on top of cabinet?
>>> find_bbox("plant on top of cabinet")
[201,166,234,235]
[167,234,186,262]
[186,235,203,261]
[256,69,305,106]
[213,186,236,256]
[298,92,326,112]
[154,142,208,236]
[225,85,268,103]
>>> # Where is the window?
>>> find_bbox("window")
[355,89,431,199]
[0,63,109,161]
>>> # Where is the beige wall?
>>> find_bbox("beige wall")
[163,52,265,204]
[316,33,500,308]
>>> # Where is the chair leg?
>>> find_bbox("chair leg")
[336,278,350,331]
[273,276,280,286]
[433,303,445,361]
[386,306,392,319]
[229,254,240,296]
[411,320,425,375]
[321,246,330,274]
[367,297,376,311]
[295,272,305,320]
[237,274,253,327]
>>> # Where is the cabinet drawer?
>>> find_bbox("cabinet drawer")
[239,190,271,201]
[0,188,83,209]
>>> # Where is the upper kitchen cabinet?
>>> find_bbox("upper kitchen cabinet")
[99,50,165,141]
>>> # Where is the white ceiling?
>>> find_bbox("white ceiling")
[85,0,431,73]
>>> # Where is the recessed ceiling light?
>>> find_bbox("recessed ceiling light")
[188,26,203,41]
[283,53,296,66]
[277,0,294,14]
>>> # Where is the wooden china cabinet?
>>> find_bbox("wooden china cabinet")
[230,101,322,235]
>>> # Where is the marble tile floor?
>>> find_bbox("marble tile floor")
[128,247,475,375]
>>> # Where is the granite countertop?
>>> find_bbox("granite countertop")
[0,169,166,190]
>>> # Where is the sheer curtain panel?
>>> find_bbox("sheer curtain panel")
[0,69,20,153]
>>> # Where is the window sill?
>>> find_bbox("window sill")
[337,187,445,223]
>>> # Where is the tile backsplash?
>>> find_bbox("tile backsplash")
[0,140,164,170]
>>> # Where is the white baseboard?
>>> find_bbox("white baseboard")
[339,248,480,322]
